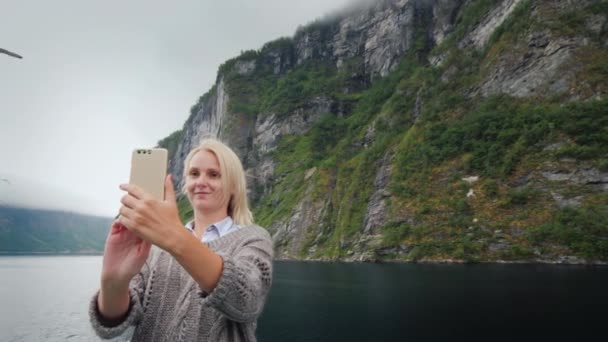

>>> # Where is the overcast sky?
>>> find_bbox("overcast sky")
[0,0,354,217]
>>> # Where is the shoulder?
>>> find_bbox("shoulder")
[233,224,272,243]
[234,225,274,258]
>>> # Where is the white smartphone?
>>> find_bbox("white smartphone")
[129,148,168,200]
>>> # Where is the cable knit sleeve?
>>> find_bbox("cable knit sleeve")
[200,227,274,323]
[88,248,159,339]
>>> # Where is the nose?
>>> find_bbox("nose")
[194,179,207,188]
[193,175,210,189]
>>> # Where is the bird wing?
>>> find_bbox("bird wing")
[0,48,23,59]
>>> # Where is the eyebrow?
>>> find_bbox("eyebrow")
[188,166,220,173]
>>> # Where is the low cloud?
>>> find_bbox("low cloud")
[0,173,111,217]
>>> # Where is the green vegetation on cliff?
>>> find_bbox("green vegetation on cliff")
[174,0,607,262]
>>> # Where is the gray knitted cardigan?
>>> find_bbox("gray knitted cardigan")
[89,225,274,341]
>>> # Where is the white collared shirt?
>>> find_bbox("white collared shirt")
[184,216,238,243]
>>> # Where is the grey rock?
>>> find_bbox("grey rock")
[269,51,282,75]
[542,171,571,182]
[542,168,608,189]
[296,0,419,80]
[363,124,376,148]
[234,59,256,75]
[556,255,584,264]
[262,46,293,75]
[511,173,531,187]
[413,91,422,120]
[431,0,463,45]
[439,64,458,82]
[489,239,510,252]
[528,31,550,49]
[585,14,606,34]
[510,227,525,237]
[304,167,317,181]
[466,189,475,198]
[577,168,608,185]
[550,191,583,208]
[399,244,412,253]
[254,158,276,191]
[271,181,330,259]
[375,246,402,256]
[295,31,318,65]
[459,0,525,49]
[254,96,332,155]
[461,176,479,184]
[480,35,582,98]
[429,52,447,67]
[543,141,567,151]
[250,95,333,196]
[363,152,393,234]
[377,247,396,254]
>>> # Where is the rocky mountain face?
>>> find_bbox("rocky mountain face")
[160,0,607,263]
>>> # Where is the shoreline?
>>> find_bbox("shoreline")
[274,256,608,266]
[0,252,103,256]
[2,253,605,266]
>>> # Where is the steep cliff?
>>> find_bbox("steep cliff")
[159,0,607,263]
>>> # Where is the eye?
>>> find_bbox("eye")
[189,170,199,176]
[209,171,220,178]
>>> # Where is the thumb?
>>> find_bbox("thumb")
[164,174,177,202]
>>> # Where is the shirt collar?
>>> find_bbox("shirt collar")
[184,216,234,237]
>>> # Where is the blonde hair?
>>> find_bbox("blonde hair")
[181,138,253,225]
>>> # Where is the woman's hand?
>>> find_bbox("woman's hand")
[117,174,184,252]
[101,220,151,287]
[98,220,151,321]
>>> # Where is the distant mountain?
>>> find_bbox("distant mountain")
[0,206,111,254]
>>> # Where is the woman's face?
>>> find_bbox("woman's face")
[185,150,228,214]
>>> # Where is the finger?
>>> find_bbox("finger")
[120,193,138,209]
[111,220,126,231]
[119,205,136,224]
[119,183,145,200]
[108,220,124,238]
[118,213,135,231]
[164,174,177,202]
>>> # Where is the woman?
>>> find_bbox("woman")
[89,138,274,341]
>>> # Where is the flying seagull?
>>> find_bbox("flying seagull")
[0,48,23,59]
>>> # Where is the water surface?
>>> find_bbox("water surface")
[0,257,605,341]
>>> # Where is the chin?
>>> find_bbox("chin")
[193,202,216,212]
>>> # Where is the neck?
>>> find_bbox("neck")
[193,209,229,230]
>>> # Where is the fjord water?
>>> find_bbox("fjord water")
[0,257,605,341]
